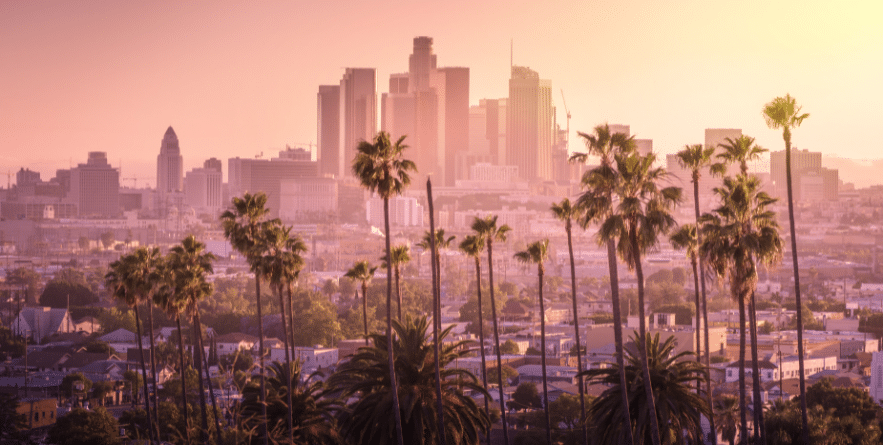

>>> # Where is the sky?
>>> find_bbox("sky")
[2,0,881,188]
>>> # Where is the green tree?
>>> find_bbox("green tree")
[580,333,709,445]
[5,267,41,305]
[330,316,489,445]
[221,191,276,445]
[550,393,594,431]
[764,93,811,445]
[487,364,519,385]
[123,369,143,406]
[40,274,95,308]
[583,151,681,445]
[61,372,92,403]
[352,131,416,445]
[700,174,783,444]
[0,394,27,443]
[512,382,542,410]
[572,123,637,445]
[49,407,120,445]
[500,339,520,354]
[0,326,26,360]
[713,135,767,176]
[100,231,115,249]
[551,197,589,445]
[714,395,739,445]
[380,244,411,320]
[514,238,553,445]
[471,214,513,443]
[91,380,114,406]
[345,260,377,343]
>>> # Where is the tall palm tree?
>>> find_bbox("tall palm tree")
[471,214,512,443]
[583,151,681,445]
[700,174,783,445]
[580,333,710,445]
[380,244,411,320]
[675,143,718,445]
[713,135,767,176]
[220,192,276,445]
[418,229,455,337]
[550,197,589,445]
[572,124,637,445]
[330,316,489,445]
[763,93,811,445]
[105,252,155,443]
[258,221,304,445]
[514,239,552,445]
[713,395,739,445]
[345,260,377,344]
[458,234,491,445]
[352,131,417,445]
[168,235,216,444]
[424,178,447,445]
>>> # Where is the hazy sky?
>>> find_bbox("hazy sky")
[2,1,881,188]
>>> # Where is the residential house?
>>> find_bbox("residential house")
[10,307,76,343]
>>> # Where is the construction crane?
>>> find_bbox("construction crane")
[560,89,571,150]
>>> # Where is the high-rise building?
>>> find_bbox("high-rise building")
[317,85,341,178]
[185,167,222,213]
[228,148,319,218]
[203,157,222,174]
[381,73,415,149]
[436,67,469,186]
[408,36,436,93]
[157,126,184,194]
[338,68,376,179]
[507,66,554,183]
[770,148,822,202]
[69,151,120,217]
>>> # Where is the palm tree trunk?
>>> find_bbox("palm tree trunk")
[566,223,589,445]
[748,293,766,445]
[287,283,297,369]
[631,227,662,445]
[175,316,192,444]
[384,197,406,445]
[145,303,162,443]
[474,256,491,445]
[738,294,748,444]
[487,239,510,444]
[193,311,210,443]
[538,266,552,445]
[255,273,268,445]
[784,127,810,445]
[606,238,635,445]
[133,304,155,444]
[362,283,369,346]
[692,257,702,392]
[395,266,403,320]
[277,284,294,445]
[426,179,447,445]
[694,175,717,445]
[198,326,224,445]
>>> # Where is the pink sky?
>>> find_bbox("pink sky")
[2,0,881,187]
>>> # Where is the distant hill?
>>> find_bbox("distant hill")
[823,156,883,189]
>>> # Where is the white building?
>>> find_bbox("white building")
[279,176,338,221]
[366,195,424,227]
[184,167,222,213]
[269,346,339,370]
[724,354,839,383]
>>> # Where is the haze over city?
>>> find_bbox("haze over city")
[2,0,881,187]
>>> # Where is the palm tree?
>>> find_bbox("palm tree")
[763,93,811,445]
[258,221,304,445]
[471,214,512,443]
[675,142,718,445]
[572,124,636,445]
[418,228,455,328]
[345,260,377,344]
[700,174,783,445]
[105,252,155,443]
[580,333,710,445]
[167,235,216,444]
[713,135,767,176]
[514,239,553,445]
[352,131,417,445]
[583,151,681,445]
[380,244,411,320]
[458,234,491,444]
[714,395,739,445]
[330,316,489,445]
[240,360,341,444]
[550,197,588,445]
[220,192,276,445]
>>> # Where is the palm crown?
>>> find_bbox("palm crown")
[713,135,767,176]
[352,132,417,200]
[676,143,716,184]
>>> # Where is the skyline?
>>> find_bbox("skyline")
[2,1,881,187]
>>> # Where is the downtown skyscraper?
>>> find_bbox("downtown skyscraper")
[156,126,183,194]
[317,69,376,179]
[506,66,554,183]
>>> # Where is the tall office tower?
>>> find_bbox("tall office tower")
[507,66,554,183]
[203,158,222,174]
[635,139,653,156]
[436,67,469,186]
[317,85,341,177]
[770,148,822,202]
[381,73,415,147]
[157,126,184,193]
[409,36,437,93]
[69,151,120,217]
[185,167,222,213]
[339,68,377,178]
